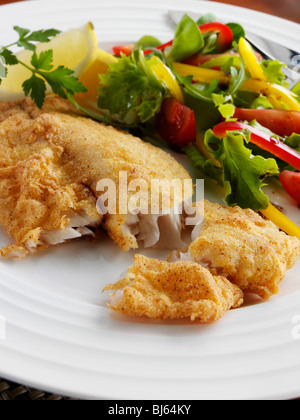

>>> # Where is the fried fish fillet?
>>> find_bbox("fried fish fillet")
[0,97,192,257]
[103,254,244,322]
[171,200,300,299]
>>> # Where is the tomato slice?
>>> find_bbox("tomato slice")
[156,98,197,149]
[112,45,134,57]
[233,108,300,137]
[279,170,300,205]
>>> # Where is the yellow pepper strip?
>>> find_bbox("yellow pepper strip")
[148,57,184,104]
[237,37,300,111]
[260,203,300,239]
[241,79,300,111]
[173,62,300,111]
[238,37,267,81]
[172,62,230,85]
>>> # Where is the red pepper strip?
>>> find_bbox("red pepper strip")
[213,121,300,171]
[112,45,134,57]
[144,22,234,55]
[144,40,173,55]
[198,22,233,52]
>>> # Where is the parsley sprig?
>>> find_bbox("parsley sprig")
[0,26,87,108]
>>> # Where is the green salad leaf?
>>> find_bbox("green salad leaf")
[226,23,245,44]
[291,81,300,104]
[185,143,223,182]
[203,129,279,211]
[261,60,289,87]
[135,35,161,49]
[244,121,300,172]
[98,53,165,125]
[196,13,216,25]
[167,14,204,62]
[202,54,241,69]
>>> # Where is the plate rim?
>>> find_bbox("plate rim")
[0,0,300,401]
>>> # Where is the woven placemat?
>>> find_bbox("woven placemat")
[0,378,78,400]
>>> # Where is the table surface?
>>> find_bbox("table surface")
[0,0,299,402]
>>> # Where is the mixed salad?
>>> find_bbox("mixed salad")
[1,13,300,238]
[93,13,300,238]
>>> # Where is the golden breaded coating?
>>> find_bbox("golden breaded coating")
[0,96,192,256]
[103,254,244,322]
[37,110,192,250]
[188,200,300,299]
[0,149,100,258]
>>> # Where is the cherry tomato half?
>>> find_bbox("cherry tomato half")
[279,170,300,205]
[156,98,197,149]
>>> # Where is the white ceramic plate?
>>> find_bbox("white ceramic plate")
[0,0,300,401]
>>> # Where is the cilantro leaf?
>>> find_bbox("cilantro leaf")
[204,129,279,211]
[13,26,31,40]
[31,50,53,71]
[98,54,164,124]
[13,26,61,51]
[39,66,87,99]
[0,49,18,66]
[26,29,61,43]
[22,74,46,109]
[1,26,87,110]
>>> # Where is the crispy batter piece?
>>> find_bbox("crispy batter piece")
[188,200,300,299]
[104,254,244,322]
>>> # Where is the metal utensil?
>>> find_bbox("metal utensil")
[168,10,300,86]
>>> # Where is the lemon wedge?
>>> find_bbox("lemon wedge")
[0,22,98,101]
[74,49,118,111]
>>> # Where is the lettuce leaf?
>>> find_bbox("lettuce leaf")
[261,60,289,87]
[203,129,279,211]
[291,81,300,104]
[185,143,223,182]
